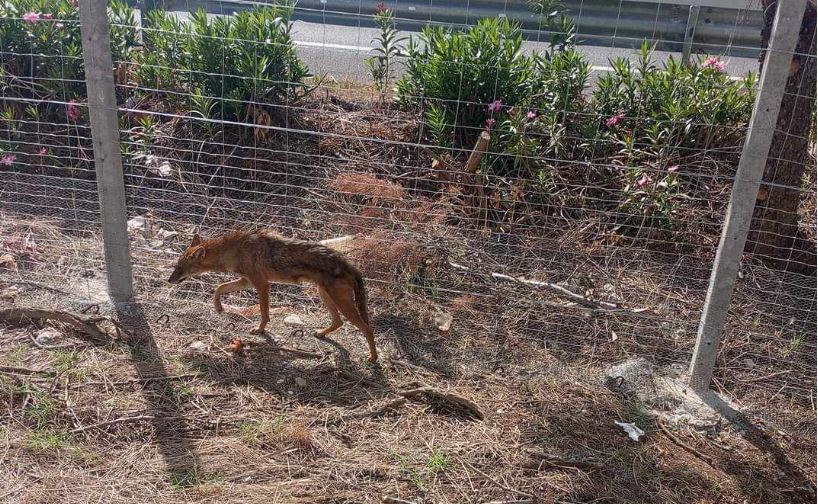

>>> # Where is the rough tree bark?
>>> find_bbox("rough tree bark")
[747,0,817,272]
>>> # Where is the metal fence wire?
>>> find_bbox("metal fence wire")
[0,0,815,501]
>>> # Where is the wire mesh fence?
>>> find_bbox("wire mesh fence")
[0,0,815,501]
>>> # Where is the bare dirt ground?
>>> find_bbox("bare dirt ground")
[1,212,816,504]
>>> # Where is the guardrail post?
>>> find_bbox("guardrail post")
[682,5,700,63]
[688,0,807,392]
[79,0,134,302]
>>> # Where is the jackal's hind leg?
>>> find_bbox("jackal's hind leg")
[314,285,343,337]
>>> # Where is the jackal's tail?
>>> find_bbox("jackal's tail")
[350,268,369,326]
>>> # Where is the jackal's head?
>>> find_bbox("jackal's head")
[168,234,207,284]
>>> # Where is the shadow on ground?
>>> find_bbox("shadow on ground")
[115,302,202,486]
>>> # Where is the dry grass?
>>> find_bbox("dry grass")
[0,212,815,504]
[331,172,407,204]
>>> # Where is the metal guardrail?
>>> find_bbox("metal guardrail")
[147,0,764,57]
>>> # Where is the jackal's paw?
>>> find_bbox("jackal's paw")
[213,303,224,313]
[249,327,266,335]
[311,330,327,339]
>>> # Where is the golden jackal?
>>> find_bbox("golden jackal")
[168,229,378,362]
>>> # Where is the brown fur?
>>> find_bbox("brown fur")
[168,229,378,362]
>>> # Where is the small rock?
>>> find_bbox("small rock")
[153,160,173,178]
[615,421,645,442]
[434,311,453,332]
[156,228,179,240]
[189,341,208,353]
[742,358,755,370]
[295,377,307,387]
[35,327,61,346]
[127,216,146,232]
[0,253,17,271]
[284,314,304,326]
[0,285,20,301]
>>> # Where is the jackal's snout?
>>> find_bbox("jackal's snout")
[167,267,185,284]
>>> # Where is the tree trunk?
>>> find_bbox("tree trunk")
[747,0,817,272]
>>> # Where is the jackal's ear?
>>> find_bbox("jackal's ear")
[191,233,202,247]
[192,246,206,259]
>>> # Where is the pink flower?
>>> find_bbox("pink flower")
[39,147,48,156]
[636,173,651,188]
[43,13,53,20]
[55,22,64,29]
[668,165,679,174]
[22,11,40,22]
[606,112,625,128]
[703,56,726,72]
[67,100,80,121]
[0,154,16,166]
[375,2,387,14]
[487,99,503,113]
[484,118,496,130]
[526,110,537,120]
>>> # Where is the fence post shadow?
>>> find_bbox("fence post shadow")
[114,302,201,486]
[694,389,816,500]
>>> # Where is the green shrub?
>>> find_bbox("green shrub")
[593,42,756,160]
[133,3,310,121]
[396,18,535,145]
[527,0,576,49]
[0,0,137,103]
[367,3,404,97]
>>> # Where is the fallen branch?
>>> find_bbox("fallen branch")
[0,307,112,345]
[657,420,717,468]
[447,262,648,314]
[399,386,484,420]
[336,369,387,389]
[522,449,603,472]
[274,346,326,359]
[0,365,55,377]
[491,272,623,312]
[463,460,531,498]
[71,373,200,389]
[70,414,156,434]
[382,497,415,504]
[347,397,408,420]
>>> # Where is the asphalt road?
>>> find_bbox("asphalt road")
[289,19,760,86]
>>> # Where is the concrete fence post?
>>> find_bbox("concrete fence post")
[79,0,134,302]
[688,0,807,392]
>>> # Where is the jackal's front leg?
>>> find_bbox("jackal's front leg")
[249,280,270,334]
[213,277,251,313]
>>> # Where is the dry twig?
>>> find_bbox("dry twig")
[399,386,484,420]
[0,307,112,345]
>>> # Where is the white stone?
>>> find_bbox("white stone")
[35,327,61,346]
[189,341,208,353]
